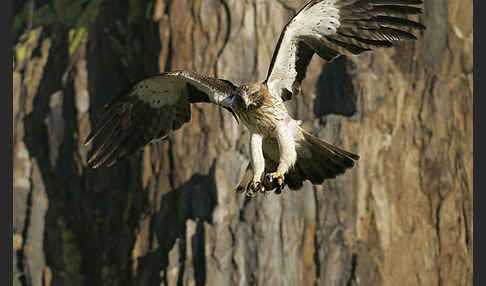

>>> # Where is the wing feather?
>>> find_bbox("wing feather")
[265,0,425,101]
[85,71,237,168]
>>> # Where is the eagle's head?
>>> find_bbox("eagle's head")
[236,83,266,110]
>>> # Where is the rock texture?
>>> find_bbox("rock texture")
[13,0,473,286]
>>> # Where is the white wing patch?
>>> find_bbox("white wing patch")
[290,1,340,37]
[267,0,340,97]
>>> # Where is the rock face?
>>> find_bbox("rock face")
[13,1,473,286]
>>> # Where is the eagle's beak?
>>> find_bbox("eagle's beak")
[242,97,251,109]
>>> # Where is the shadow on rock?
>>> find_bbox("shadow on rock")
[134,167,218,286]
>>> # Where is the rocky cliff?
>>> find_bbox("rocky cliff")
[13,0,473,285]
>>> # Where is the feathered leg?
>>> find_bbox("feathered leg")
[247,132,265,196]
[266,122,298,193]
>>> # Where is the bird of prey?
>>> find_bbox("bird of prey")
[85,0,425,196]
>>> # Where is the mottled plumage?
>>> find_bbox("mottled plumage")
[86,0,425,196]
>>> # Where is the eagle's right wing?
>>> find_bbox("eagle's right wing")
[265,0,425,101]
[85,70,238,168]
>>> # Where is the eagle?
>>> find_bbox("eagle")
[85,0,425,196]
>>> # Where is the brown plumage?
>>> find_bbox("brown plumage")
[85,0,425,196]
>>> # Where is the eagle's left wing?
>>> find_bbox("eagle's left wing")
[265,0,425,100]
[85,70,237,168]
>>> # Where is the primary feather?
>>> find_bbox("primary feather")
[265,0,425,101]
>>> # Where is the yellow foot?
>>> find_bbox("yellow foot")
[246,181,265,197]
[265,172,285,194]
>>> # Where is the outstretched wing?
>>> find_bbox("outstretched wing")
[265,0,425,100]
[85,70,237,168]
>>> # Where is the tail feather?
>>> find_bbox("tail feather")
[285,129,359,190]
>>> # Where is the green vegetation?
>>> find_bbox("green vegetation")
[14,27,41,63]
[13,270,24,286]
[14,0,103,61]
[14,0,153,84]
[58,218,83,286]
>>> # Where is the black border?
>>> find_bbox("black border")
[6,0,14,285]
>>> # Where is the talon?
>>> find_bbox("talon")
[235,186,245,193]
[246,181,264,197]
[264,172,285,194]
[246,188,256,197]
[253,182,264,193]
[266,172,284,186]
[252,182,265,193]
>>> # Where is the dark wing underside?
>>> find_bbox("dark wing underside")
[85,71,237,168]
[265,0,425,101]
